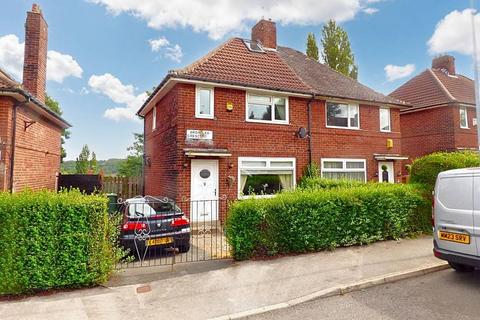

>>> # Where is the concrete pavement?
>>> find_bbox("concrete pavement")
[249,269,480,320]
[0,236,446,320]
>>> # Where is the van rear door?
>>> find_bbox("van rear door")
[435,172,476,256]
[473,171,480,256]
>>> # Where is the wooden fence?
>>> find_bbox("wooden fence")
[58,174,143,198]
[102,176,143,199]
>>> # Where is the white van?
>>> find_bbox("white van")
[433,168,480,272]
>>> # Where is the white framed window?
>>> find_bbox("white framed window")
[195,86,214,119]
[152,106,157,131]
[379,107,391,132]
[321,158,366,182]
[326,102,359,129]
[246,93,289,124]
[460,106,469,129]
[238,157,295,198]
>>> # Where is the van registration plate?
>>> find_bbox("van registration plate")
[438,231,470,244]
[146,237,173,246]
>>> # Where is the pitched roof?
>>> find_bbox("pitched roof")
[138,37,407,115]
[174,38,311,93]
[0,67,71,128]
[389,68,475,109]
[277,46,406,106]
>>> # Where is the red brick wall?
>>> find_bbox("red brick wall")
[12,105,62,191]
[399,104,479,165]
[144,85,179,199]
[453,105,478,149]
[0,97,13,191]
[144,83,404,202]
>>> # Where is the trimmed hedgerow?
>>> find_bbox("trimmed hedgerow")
[298,177,363,190]
[410,151,480,192]
[226,183,430,261]
[0,190,123,295]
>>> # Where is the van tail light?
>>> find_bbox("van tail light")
[171,217,189,227]
[122,221,147,231]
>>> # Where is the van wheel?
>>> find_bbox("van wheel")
[448,261,474,272]
[178,245,190,253]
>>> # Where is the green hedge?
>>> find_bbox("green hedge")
[298,177,363,190]
[226,184,430,260]
[410,151,480,191]
[0,190,123,295]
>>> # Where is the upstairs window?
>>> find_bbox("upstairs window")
[246,94,288,124]
[195,86,214,119]
[326,102,359,129]
[152,106,157,131]
[460,106,469,129]
[379,107,391,132]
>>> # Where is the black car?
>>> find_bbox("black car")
[118,196,190,258]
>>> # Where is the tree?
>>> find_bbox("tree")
[118,133,144,177]
[90,152,98,174]
[306,32,319,61]
[75,145,90,174]
[321,20,358,79]
[45,94,70,162]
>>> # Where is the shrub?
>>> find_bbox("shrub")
[410,151,480,191]
[226,184,430,260]
[298,177,363,190]
[0,190,123,295]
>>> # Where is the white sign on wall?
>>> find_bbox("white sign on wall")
[473,118,477,126]
[186,129,213,140]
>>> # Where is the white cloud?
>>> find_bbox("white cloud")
[363,8,378,15]
[0,34,24,80]
[149,37,170,51]
[0,34,83,83]
[148,36,183,62]
[47,50,83,82]
[384,64,415,82]
[90,0,366,40]
[88,73,148,121]
[428,9,480,56]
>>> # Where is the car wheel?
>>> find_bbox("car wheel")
[448,261,474,272]
[178,245,190,253]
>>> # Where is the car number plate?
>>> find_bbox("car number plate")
[438,231,470,244]
[146,237,173,246]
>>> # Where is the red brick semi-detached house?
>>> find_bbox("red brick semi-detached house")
[137,19,409,221]
[390,55,478,163]
[0,4,70,192]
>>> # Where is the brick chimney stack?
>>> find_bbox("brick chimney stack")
[432,55,455,75]
[23,3,48,103]
[252,19,276,49]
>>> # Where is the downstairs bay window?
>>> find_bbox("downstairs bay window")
[239,157,295,198]
[321,158,366,182]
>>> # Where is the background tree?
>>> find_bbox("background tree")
[90,152,98,174]
[75,145,90,174]
[321,20,358,79]
[45,94,70,162]
[306,32,319,61]
[118,133,144,177]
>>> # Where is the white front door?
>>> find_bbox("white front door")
[190,159,219,221]
[378,161,394,183]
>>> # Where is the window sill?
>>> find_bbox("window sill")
[326,125,360,130]
[380,129,391,133]
[246,119,289,125]
[195,115,215,120]
[460,126,470,130]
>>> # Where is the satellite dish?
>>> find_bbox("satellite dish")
[297,127,308,139]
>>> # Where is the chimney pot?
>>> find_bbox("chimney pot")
[251,19,276,49]
[432,55,455,75]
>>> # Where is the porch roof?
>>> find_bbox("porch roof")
[374,154,409,161]
[184,148,232,157]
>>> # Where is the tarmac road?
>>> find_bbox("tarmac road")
[248,268,480,320]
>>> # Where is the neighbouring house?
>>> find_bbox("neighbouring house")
[0,4,70,192]
[137,19,409,219]
[390,55,478,163]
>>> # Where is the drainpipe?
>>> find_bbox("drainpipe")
[307,94,315,165]
[142,117,146,196]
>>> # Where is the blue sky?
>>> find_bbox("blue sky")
[0,0,478,160]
